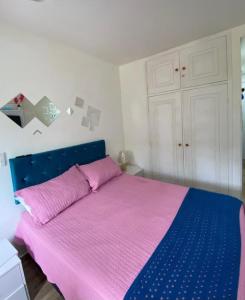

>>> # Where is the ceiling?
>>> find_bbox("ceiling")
[0,0,245,65]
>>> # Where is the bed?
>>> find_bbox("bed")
[11,140,245,300]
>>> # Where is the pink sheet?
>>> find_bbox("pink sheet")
[15,174,245,300]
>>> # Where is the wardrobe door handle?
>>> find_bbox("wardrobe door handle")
[178,143,182,147]
[175,68,179,72]
[182,66,186,71]
[185,143,190,147]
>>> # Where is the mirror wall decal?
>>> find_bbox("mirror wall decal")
[0,94,35,128]
[87,106,101,131]
[81,105,101,131]
[0,94,61,128]
[81,116,90,128]
[66,107,74,116]
[0,93,102,132]
[35,96,61,127]
[75,97,84,109]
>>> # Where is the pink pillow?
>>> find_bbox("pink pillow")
[15,166,90,225]
[79,156,122,191]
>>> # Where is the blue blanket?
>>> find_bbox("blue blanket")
[124,188,242,300]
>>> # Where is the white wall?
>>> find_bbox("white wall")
[0,24,124,240]
[242,101,245,160]
[120,24,245,197]
[119,59,151,175]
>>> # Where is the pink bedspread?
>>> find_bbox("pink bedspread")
[15,174,245,300]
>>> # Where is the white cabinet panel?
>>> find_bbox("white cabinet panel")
[0,241,29,300]
[182,84,229,192]
[147,35,229,192]
[180,36,227,88]
[7,286,27,300]
[149,92,183,183]
[147,52,180,95]
[0,264,23,300]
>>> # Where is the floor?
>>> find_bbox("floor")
[21,254,63,300]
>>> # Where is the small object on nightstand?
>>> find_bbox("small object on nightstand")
[118,150,129,171]
[0,239,29,300]
[125,164,144,177]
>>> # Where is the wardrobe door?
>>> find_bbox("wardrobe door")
[147,52,180,95]
[180,36,227,88]
[182,84,229,192]
[149,92,184,183]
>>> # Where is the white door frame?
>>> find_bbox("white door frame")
[230,24,245,198]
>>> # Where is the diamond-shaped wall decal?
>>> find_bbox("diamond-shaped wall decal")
[66,107,74,116]
[0,94,35,128]
[35,96,61,127]
[75,97,84,109]
[87,106,101,131]
[81,116,89,128]
[81,105,101,131]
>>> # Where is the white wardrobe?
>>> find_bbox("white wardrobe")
[147,35,229,192]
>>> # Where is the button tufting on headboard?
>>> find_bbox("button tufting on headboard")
[23,176,29,183]
[9,140,106,194]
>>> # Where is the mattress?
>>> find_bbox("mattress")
[15,174,245,300]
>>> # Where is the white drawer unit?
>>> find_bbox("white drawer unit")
[0,239,29,300]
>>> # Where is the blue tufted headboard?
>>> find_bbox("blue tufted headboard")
[9,140,106,197]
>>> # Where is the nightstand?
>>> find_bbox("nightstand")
[0,239,29,300]
[125,165,144,176]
